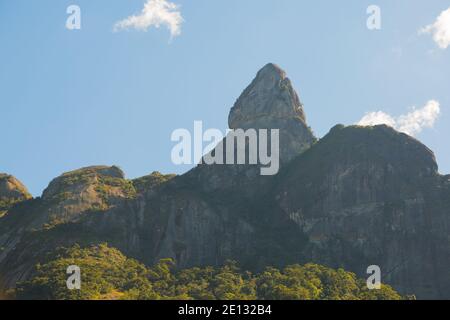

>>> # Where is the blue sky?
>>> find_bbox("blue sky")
[1,0,449,196]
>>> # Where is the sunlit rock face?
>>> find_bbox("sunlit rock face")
[0,174,31,203]
[183,63,316,202]
[229,63,315,163]
[0,174,31,215]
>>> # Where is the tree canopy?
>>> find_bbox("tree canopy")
[16,244,404,300]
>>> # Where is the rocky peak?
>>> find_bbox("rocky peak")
[228,63,315,163]
[42,165,126,200]
[185,64,316,200]
[279,124,440,213]
[0,174,31,214]
[28,165,136,228]
[338,124,438,174]
[0,174,31,201]
[229,63,307,129]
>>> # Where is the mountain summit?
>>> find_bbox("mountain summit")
[229,63,307,128]
[229,63,315,163]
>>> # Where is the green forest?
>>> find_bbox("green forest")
[12,244,405,300]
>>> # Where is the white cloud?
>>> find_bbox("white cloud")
[358,111,396,128]
[419,7,450,49]
[114,0,183,38]
[357,100,441,137]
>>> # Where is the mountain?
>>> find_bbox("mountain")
[1,63,449,299]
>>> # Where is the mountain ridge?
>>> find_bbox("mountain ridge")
[1,64,449,299]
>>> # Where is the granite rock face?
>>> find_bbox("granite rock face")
[185,63,316,201]
[229,63,306,129]
[229,63,315,163]
[32,165,135,229]
[0,166,137,288]
[273,124,450,298]
[0,174,31,200]
[1,64,450,299]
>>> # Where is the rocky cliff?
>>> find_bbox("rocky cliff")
[1,64,449,299]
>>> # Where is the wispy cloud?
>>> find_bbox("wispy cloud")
[114,0,183,39]
[357,100,441,137]
[419,7,450,49]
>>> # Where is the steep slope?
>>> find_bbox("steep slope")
[0,166,137,288]
[183,63,315,201]
[272,124,450,298]
[137,63,316,267]
[0,63,315,290]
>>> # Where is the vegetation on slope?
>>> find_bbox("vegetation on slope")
[132,171,176,194]
[16,244,403,300]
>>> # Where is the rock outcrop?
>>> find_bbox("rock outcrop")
[1,64,450,299]
[183,63,316,201]
[229,63,315,163]
[0,174,31,216]
[31,165,136,229]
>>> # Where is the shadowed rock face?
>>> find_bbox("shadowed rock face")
[273,124,450,298]
[1,64,450,299]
